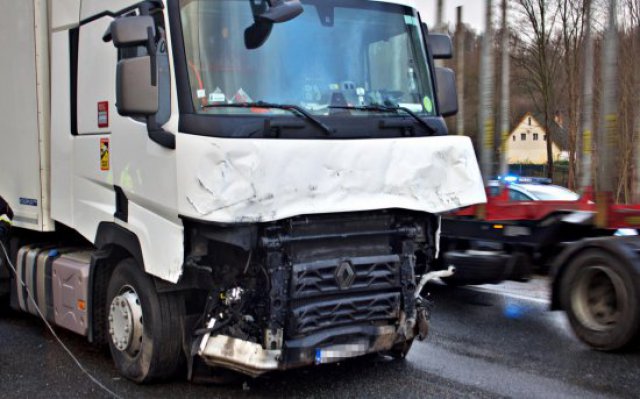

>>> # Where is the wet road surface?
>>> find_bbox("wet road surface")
[1,280,638,398]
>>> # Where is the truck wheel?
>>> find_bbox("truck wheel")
[561,249,640,351]
[106,258,184,383]
[440,250,511,286]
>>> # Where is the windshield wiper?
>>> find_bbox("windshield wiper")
[203,101,334,136]
[328,104,436,135]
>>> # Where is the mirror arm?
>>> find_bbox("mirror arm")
[146,27,157,87]
[144,26,170,148]
[102,0,164,42]
[147,116,175,150]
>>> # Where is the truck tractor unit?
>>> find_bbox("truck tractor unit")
[0,0,485,382]
[437,185,640,351]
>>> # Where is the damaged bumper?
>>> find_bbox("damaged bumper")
[199,335,281,377]
[199,325,403,377]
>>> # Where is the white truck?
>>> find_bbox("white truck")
[0,0,485,383]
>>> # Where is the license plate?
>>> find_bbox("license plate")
[315,343,368,365]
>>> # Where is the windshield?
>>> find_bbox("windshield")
[179,0,435,116]
[520,185,580,201]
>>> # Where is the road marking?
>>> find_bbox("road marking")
[466,285,551,305]
[408,343,614,399]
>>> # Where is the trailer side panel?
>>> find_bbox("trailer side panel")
[0,0,52,231]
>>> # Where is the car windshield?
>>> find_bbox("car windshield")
[179,0,435,116]
[520,185,580,201]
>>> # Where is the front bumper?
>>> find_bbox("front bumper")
[200,325,402,377]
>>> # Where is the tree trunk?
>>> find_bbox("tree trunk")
[545,112,554,179]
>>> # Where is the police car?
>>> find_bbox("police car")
[489,175,580,201]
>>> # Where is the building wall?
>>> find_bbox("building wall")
[506,114,563,164]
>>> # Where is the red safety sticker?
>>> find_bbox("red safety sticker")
[98,101,109,128]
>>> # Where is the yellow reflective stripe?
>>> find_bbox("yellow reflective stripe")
[0,214,12,225]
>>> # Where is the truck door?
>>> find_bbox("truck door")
[71,7,179,249]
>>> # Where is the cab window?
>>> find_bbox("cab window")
[509,189,533,201]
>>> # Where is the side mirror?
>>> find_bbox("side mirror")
[107,16,156,48]
[107,12,175,149]
[428,33,453,59]
[435,67,458,117]
[116,56,158,116]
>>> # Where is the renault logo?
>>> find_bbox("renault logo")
[335,261,356,289]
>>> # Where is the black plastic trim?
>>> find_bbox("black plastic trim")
[44,254,56,322]
[20,250,29,310]
[69,28,79,136]
[30,251,39,308]
[78,1,164,27]
[167,0,193,115]
[87,248,119,344]
[114,186,129,222]
[95,222,144,269]
[149,129,177,148]
[177,113,447,139]
[420,21,441,117]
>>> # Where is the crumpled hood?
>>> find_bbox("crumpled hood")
[177,135,486,223]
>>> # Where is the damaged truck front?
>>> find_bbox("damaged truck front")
[0,0,485,383]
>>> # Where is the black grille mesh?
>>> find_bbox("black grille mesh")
[289,292,400,336]
[290,255,400,299]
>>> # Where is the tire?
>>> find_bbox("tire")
[560,249,640,351]
[440,250,511,286]
[191,360,244,385]
[106,258,184,383]
[0,294,9,316]
[387,337,415,359]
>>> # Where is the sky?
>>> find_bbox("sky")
[418,1,486,33]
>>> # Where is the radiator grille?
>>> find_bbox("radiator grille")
[289,292,401,337]
[290,255,401,299]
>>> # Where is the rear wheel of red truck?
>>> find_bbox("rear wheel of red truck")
[106,258,184,383]
[561,249,640,351]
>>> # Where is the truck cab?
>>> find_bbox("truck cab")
[0,0,485,382]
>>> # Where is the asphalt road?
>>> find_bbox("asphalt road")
[1,280,638,399]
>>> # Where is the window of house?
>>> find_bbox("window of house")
[521,133,526,141]
[512,135,516,141]
[533,133,539,141]
[528,117,532,126]
[544,135,547,141]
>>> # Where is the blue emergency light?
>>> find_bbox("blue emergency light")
[497,175,551,185]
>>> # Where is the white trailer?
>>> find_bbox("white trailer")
[0,0,485,382]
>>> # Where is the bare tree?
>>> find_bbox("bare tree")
[579,0,595,191]
[498,0,511,177]
[597,0,618,206]
[456,6,466,136]
[512,0,561,179]
[557,0,587,190]
[626,0,640,201]
[479,0,495,183]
